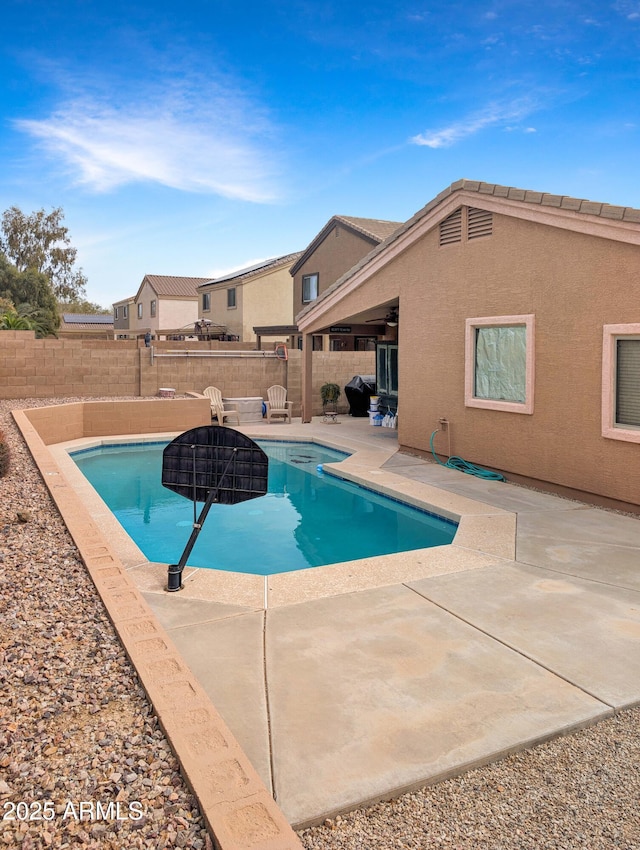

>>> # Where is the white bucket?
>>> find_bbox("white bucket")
[370,412,383,427]
[369,396,379,411]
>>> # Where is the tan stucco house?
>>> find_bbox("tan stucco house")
[290,215,401,351]
[113,296,135,338]
[131,275,211,337]
[298,179,640,511]
[199,253,302,344]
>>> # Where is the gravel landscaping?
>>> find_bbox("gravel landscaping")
[1,397,639,850]
[0,399,212,849]
[299,707,640,849]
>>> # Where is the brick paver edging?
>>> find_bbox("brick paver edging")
[12,407,303,850]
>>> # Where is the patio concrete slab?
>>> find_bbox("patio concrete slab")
[409,563,640,709]
[383,458,590,514]
[265,583,609,826]
[141,589,256,628]
[144,603,274,795]
[29,412,640,835]
[516,508,640,591]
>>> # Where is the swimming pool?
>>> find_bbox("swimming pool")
[71,440,458,575]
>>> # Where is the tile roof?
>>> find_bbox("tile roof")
[290,215,402,276]
[335,216,404,242]
[421,179,640,224]
[298,179,640,324]
[143,275,210,297]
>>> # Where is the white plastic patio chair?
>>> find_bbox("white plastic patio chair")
[265,385,292,423]
[202,386,240,426]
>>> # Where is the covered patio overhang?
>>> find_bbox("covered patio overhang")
[253,324,299,350]
[297,289,400,422]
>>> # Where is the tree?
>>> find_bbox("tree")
[0,206,88,301]
[0,303,57,336]
[0,253,59,336]
[58,297,111,315]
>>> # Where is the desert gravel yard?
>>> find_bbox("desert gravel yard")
[0,399,212,850]
[1,398,639,850]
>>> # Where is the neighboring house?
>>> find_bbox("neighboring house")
[199,252,302,345]
[290,215,402,351]
[132,275,211,337]
[297,179,640,510]
[113,296,135,338]
[58,313,114,339]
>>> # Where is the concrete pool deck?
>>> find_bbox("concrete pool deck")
[22,412,640,835]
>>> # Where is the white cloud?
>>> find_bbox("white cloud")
[613,0,640,20]
[14,77,283,203]
[410,99,538,148]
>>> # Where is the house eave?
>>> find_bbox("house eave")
[297,180,640,333]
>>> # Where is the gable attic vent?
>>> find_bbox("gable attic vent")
[467,207,493,240]
[439,208,463,246]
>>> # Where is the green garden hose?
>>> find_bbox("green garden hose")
[429,429,505,481]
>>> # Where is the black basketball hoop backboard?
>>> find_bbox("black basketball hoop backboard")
[161,426,269,590]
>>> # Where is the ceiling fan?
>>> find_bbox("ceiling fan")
[366,306,399,327]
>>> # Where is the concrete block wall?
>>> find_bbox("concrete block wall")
[1,332,138,398]
[140,349,288,404]
[1,332,375,418]
[310,351,376,415]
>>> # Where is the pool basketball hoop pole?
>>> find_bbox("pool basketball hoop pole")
[161,426,269,592]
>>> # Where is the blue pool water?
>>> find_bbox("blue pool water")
[71,441,457,575]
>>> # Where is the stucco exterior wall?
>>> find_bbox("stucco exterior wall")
[316,210,640,506]
[293,224,377,316]
[200,267,294,343]
[243,268,294,342]
[134,280,156,333]
[201,284,243,339]
[157,296,199,333]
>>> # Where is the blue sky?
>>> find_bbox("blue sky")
[1,0,639,308]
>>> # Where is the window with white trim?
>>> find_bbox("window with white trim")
[227,287,236,309]
[137,303,143,320]
[465,315,535,414]
[123,305,128,319]
[202,292,211,311]
[602,324,640,443]
[302,273,318,303]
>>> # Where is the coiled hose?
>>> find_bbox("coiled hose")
[429,429,505,481]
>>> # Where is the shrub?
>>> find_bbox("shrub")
[0,430,9,477]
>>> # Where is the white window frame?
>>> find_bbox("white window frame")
[302,273,319,303]
[202,292,211,311]
[114,306,119,320]
[602,323,640,443]
[123,305,128,319]
[137,303,143,320]
[465,315,535,414]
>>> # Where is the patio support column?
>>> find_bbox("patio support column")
[301,332,313,422]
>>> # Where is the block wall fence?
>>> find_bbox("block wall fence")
[0,332,375,417]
